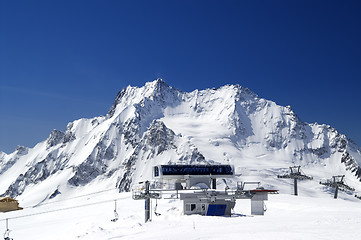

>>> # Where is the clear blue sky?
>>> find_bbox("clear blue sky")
[1,0,360,153]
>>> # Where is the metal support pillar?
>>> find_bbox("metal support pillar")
[145,181,150,223]
[212,178,216,189]
[334,185,339,199]
[294,178,298,196]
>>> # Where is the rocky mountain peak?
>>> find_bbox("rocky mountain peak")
[46,129,65,149]
[0,80,360,201]
[15,145,29,156]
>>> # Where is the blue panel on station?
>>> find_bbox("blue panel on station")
[160,165,233,176]
[206,204,227,216]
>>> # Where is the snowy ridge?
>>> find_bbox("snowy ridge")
[0,79,361,205]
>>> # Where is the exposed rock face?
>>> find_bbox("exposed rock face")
[3,153,61,197]
[0,146,28,176]
[0,79,360,200]
[46,130,65,149]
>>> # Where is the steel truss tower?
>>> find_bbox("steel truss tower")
[277,166,313,196]
[319,175,355,199]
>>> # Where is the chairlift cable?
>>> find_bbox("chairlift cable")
[22,188,118,209]
[0,196,125,223]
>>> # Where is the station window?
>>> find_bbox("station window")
[186,204,196,212]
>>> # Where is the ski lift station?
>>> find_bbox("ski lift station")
[133,164,278,221]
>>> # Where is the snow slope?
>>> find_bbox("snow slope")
[1,189,361,240]
[0,79,361,239]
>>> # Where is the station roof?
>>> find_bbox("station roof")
[0,197,18,202]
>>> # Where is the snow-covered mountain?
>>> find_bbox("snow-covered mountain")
[1,79,361,204]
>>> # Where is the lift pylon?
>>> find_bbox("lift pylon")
[132,181,161,223]
[277,166,313,196]
[319,175,355,199]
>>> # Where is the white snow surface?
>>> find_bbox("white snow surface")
[0,79,361,239]
[1,189,361,240]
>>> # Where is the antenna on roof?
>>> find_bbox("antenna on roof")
[277,166,313,196]
[319,175,355,199]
